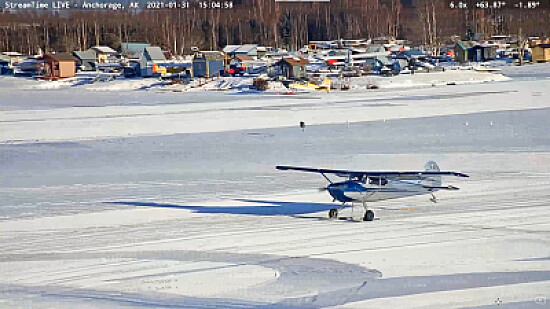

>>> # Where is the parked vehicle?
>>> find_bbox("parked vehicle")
[226,64,246,76]
[14,60,44,77]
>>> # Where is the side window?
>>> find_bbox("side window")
[369,178,387,185]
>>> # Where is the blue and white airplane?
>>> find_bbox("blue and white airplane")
[276,161,468,221]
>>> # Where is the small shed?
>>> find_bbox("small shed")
[42,53,76,80]
[73,50,97,71]
[139,46,167,77]
[532,44,550,63]
[454,41,476,63]
[469,45,497,62]
[90,46,117,63]
[276,57,309,79]
[192,51,224,78]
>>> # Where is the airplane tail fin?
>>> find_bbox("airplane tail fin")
[424,161,440,172]
[423,161,442,186]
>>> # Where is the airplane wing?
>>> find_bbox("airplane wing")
[276,165,469,178]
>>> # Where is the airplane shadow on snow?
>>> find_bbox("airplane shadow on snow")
[106,199,339,219]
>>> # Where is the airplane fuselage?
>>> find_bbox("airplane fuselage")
[327,179,436,203]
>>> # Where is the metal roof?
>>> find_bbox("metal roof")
[121,42,150,55]
[223,44,258,54]
[456,41,477,50]
[44,53,77,62]
[234,54,254,61]
[90,46,117,54]
[279,57,309,65]
[73,50,96,60]
[144,46,166,61]
[193,51,224,61]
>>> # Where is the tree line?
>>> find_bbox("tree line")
[1,0,548,55]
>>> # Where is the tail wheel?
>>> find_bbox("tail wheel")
[364,210,375,221]
[328,208,338,219]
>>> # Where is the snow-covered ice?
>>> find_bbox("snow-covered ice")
[1,66,550,308]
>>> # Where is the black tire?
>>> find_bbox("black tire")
[328,208,338,219]
[364,210,374,221]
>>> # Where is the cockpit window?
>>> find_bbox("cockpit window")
[368,177,387,185]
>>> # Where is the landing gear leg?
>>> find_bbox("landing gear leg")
[430,193,438,203]
[328,208,338,219]
[362,202,375,221]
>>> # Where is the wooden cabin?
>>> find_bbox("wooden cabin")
[276,57,309,79]
[532,44,550,63]
[41,53,76,80]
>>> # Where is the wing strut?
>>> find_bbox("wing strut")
[321,173,333,184]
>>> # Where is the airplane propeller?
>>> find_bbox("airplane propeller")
[320,185,336,202]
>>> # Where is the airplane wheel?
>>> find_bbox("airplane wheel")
[364,210,374,221]
[328,208,338,219]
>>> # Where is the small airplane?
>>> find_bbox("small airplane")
[276,161,468,221]
[289,78,331,92]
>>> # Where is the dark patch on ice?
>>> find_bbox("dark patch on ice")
[244,132,275,137]
[328,90,517,105]
[277,271,550,308]
[361,103,405,107]
[138,82,166,90]
[391,90,517,101]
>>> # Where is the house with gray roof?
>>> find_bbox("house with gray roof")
[90,46,117,63]
[73,50,97,71]
[454,41,476,63]
[192,51,224,78]
[121,42,150,58]
[139,46,166,77]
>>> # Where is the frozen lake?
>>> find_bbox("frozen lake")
[1,69,550,308]
[1,107,550,221]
